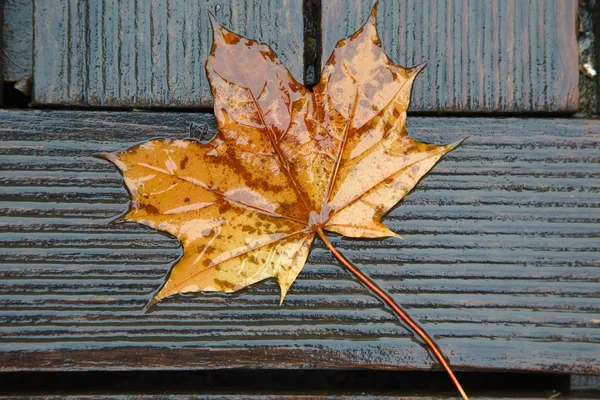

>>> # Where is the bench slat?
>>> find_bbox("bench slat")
[321,0,579,113]
[32,0,305,107]
[0,110,598,374]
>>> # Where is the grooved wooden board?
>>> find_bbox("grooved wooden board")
[0,396,595,400]
[321,0,579,113]
[0,110,599,374]
[32,0,304,107]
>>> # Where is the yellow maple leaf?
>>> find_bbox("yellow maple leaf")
[99,4,467,399]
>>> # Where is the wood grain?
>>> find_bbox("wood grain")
[0,110,598,375]
[0,0,3,106]
[1,396,594,400]
[0,395,594,400]
[32,0,304,107]
[321,0,579,113]
[1,0,32,84]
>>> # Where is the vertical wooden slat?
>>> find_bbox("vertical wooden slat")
[0,0,3,106]
[86,0,103,104]
[32,0,305,108]
[134,0,151,107]
[67,0,87,104]
[0,0,4,107]
[516,0,528,111]
[2,0,33,86]
[150,0,168,105]
[33,0,67,104]
[167,0,184,104]
[504,0,514,108]
[554,0,579,111]
[118,0,136,104]
[320,0,579,113]
[104,0,119,104]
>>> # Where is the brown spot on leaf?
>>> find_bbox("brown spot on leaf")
[180,155,189,169]
[142,204,160,215]
[215,278,236,291]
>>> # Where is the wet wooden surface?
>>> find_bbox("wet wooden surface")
[0,110,598,375]
[321,0,579,113]
[32,0,305,107]
[1,396,597,400]
[0,0,4,106]
[29,0,580,113]
[2,0,32,84]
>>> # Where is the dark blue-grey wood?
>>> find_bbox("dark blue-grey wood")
[0,110,598,374]
[321,0,579,113]
[2,0,32,85]
[0,0,4,106]
[32,0,305,107]
[1,395,595,400]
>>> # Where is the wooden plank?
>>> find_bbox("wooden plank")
[1,0,32,84]
[0,396,594,400]
[572,374,600,390]
[0,396,593,400]
[0,110,599,375]
[321,0,579,113]
[32,0,304,107]
[0,0,3,106]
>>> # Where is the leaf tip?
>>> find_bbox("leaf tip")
[278,284,289,306]
[207,11,224,41]
[370,1,379,19]
[413,61,427,74]
[448,137,468,150]
[404,62,427,81]
[207,11,218,29]
[93,152,110,161]
[367,1,379,26]
[94,151,124,166]
[144,297,158,313]
[108,214,127,225]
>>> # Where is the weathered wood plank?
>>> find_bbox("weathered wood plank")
[321,0,579,113]
[1,392,595,400]
[32,0,304,107]
[1,0,32,86]
[0,0,4,106]
[0,396,592,400]
[0,110,598,375]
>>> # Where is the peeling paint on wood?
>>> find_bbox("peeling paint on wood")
[0,110,599,374]
[32,0,304,107]
[321,0,579,113]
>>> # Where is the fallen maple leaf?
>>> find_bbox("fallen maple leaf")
[99,3,467,399]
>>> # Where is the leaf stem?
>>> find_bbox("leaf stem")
[316,228,469,400]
